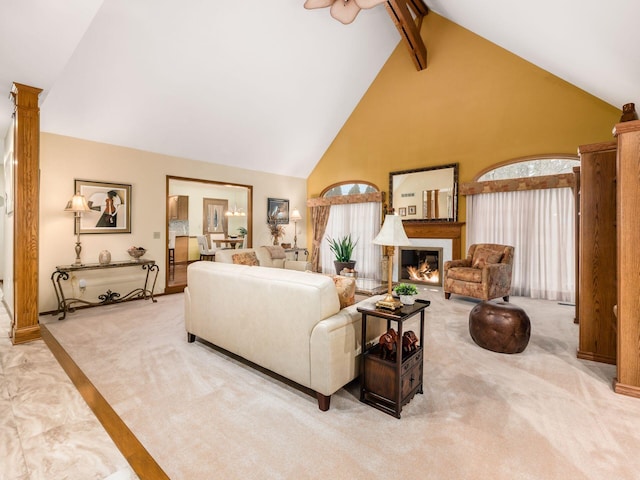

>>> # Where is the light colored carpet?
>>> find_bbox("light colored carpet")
[42,290,640,479]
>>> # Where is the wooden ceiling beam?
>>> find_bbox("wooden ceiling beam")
[385,0,428,70]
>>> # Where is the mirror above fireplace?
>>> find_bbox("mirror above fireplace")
[389,163,458,222]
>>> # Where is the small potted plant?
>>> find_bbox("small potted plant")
[395,283,419,305]
[327,234,358,274]
[237,226,248,237]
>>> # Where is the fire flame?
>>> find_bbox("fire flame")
[407,262,440,284]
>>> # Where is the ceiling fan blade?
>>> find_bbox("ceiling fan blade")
[330,0,361,24]
[304,0,335,9]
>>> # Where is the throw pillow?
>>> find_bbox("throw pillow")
[472,247,503,269]
[331,275,356,309]
[232,252,259,266]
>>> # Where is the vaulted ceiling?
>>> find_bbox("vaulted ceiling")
[1,1,638,178]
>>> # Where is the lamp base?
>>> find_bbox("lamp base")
[74,240,82,265]
[376,293,403,311]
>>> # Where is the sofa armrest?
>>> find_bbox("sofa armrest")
[444,258,471,271]
[482,262,513,297]
[483,262,512,280]
[284,260,312,271]
[309,298,386,396]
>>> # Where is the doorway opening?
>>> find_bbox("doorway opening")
[166,176,252,293]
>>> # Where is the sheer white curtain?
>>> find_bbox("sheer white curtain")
[467,187,575,302]
[321,202,382,278]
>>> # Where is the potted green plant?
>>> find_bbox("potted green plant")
[327,234,358,274]
[237,226,248,237]
[394,283,418,305]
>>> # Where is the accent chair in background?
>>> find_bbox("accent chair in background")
[443,243,514,301]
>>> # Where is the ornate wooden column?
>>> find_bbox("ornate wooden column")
[613,119,640,398]
[10,83,42,344]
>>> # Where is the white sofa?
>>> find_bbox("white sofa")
[184,261,383,411]
[214,246,311,271]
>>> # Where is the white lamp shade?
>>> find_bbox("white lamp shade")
[64,194,91,213]
[372,214,411,247]
[290,208,302,222]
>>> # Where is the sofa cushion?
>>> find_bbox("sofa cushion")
[472,247,503,269]
[232,251,259,266]
[447,267,482,283]
[331,275,356,309]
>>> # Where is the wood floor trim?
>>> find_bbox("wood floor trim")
[40,324,169,480]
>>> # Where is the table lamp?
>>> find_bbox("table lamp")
[372,213,411,310]
[290,208,302,248]
[65,193,91,264]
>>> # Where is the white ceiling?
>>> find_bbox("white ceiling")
[1,0,639,178]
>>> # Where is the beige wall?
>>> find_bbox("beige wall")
[39,133,307,312]
[307,12,620,234]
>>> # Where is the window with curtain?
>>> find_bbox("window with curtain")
[466,157,578,302]
[321,202,382,278]
[311,181,383,278]
[467,189,575,301]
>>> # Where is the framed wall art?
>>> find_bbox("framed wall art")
[267,197,289,224]
[74,179,132,234]
[203,198,228,234]
[408,205,417,215]
[398,207,407,216]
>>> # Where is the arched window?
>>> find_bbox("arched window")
[321,181,380,198]
[476,156,580,182]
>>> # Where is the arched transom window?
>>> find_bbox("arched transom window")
[321,181,379,198]
[476,157,580,182]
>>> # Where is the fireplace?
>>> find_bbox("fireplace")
[398,247,443,286]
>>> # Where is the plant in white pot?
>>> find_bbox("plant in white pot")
[327,234,358,274]
[394,283,419,305]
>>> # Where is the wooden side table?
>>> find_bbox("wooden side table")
[357,299,429,418]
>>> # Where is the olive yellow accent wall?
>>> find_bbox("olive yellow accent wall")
[307,13,619,226]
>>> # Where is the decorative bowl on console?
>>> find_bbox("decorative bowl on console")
[127,246,146,261]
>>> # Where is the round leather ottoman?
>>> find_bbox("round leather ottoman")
[469,301,531,354]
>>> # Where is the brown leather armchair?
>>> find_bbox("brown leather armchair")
[443,243,514,301]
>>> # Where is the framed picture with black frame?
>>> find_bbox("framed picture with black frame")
[267,197,289,224]
[408,205,417,215]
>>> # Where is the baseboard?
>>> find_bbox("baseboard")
[613,378,640,399]
[576,349,616,365]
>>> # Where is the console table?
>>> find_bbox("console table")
[51,260,159,320]
[285,247,308,261]
[358,299,429,418]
